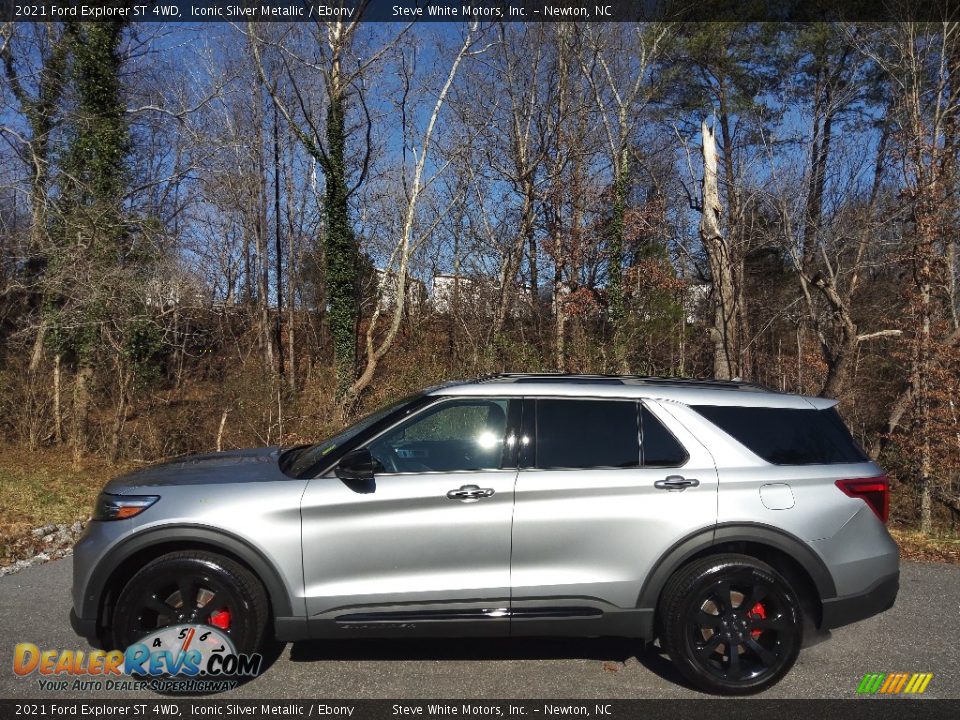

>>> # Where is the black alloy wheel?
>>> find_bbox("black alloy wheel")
[111,550,268,655]
[659,553,803,695]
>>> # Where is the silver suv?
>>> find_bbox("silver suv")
[71,374,899,694]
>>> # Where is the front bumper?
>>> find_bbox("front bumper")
[820,571,899,629]
[70,607,101,646]
[70,518,134,647]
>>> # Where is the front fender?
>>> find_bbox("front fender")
[77,524,297,625]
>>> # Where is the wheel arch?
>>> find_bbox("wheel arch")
[89,526,293,633]
[638,523,836,630]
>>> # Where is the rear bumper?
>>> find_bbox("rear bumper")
[820,571,899,629]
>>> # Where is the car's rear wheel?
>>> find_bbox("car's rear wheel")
[659,553,802,695]
[111,550,268,654]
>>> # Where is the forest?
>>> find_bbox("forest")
[0,20,959,539]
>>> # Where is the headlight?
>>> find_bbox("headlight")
[93,493,159,520]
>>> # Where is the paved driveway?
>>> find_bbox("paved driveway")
[1,559,957,699]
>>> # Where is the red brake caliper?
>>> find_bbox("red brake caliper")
[209,608,231,630]
[748,602,766,638]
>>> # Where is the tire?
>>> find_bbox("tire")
[111,550,268,655]
[659,553,803,695]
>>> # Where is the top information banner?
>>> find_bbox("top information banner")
[3,0,960,23]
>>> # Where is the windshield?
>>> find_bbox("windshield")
[281,394,420,478]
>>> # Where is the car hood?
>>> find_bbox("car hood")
[105,447,287,491]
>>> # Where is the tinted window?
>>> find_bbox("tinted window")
[536,400,639,469]
[691,406,869,465]
[369,399,509,473]
[640,405,688,466]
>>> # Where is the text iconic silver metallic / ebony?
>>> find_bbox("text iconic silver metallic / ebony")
[71,374,899,694]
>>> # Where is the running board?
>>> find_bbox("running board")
[334,606,602,624]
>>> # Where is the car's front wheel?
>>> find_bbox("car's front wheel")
[659,553,803,695]
[111,550,268,654]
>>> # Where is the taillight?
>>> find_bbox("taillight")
[835,476,889,523]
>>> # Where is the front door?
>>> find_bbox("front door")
[300,397,519,635]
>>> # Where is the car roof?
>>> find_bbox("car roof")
[428,374,835,410]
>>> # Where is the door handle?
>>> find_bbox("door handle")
[654,475,699,491]
[446,484,495,502]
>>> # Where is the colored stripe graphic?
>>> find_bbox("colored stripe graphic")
[906,673,934,694]
[857,673,886,694]
[857,672,933,695]
[880,673,906,693]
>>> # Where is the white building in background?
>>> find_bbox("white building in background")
[431,273,536,317]
[428,271,707,323]
[373,268,426,313]
[144,265,210,309]
[432,273,516,315]
[431,274,473,314]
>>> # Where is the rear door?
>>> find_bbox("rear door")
[510,397,718,628]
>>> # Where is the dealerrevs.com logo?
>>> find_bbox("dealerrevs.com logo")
[856,672,934,695]
[13,624,262,693]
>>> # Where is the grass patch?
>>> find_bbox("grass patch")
[890,528,960,564]
[0,444,130,564]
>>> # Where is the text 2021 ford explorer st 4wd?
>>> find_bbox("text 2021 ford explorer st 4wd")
[71,374,899,694]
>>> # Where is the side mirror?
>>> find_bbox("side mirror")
[335,448,377,481]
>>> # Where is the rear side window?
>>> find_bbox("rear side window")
[536,399,639,469]
[640,405,688,467]
[691,405,868,465]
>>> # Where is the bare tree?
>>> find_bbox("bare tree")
[346,23,483,408]
[579,23,667,370]
[481,25,550,348]
[248,18,399,399]
[1,23,70,446]
[856,22,960,532]
[699,120,741,380]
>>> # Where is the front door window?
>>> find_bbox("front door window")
[368,399,510,473]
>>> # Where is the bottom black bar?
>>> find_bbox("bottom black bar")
[1,699,957,720]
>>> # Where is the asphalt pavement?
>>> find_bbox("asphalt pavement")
[1,558,957,699]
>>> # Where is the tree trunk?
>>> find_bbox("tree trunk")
[492,180,536,345]
[715,88,749,376]
[71,365,93,465]
[700,120,740,380]
[553,260,566,370]
[948,236,958,332]
[492,215,526,342]
[28,322,46,375]
[813,275,859,399]
[254,85,274,373]
[525,177,539,317]
[918,239,934,535]
[283,128,298,393]
[609,144,629,372]
[109,369,128,464]
[53,353,62,444]
[217,410,229,452]
[273,99,285,380]
[256,214,273,372]
[450,233,461,360]
[324,87,359,400]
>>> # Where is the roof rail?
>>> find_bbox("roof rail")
[474,372,773,392]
